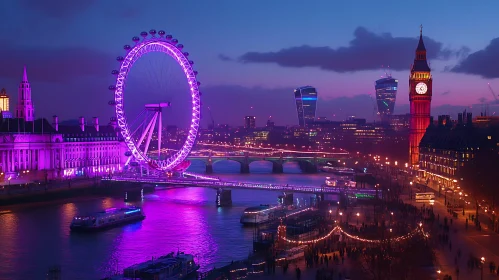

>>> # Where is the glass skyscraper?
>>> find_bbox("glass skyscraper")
[375,77,398,123]
[294,86,318,126]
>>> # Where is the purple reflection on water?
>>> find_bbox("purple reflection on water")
[0,162,335,279]
[106,188,218,274]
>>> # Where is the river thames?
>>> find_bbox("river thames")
[0,161,334,279]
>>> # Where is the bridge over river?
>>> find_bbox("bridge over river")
[102,172,380,200]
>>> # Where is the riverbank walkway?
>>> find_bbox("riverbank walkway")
[404,185,499,280]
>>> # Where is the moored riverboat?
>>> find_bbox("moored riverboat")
[70,206,145,232]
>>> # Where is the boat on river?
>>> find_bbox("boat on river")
[240,205,312,225]
[103,251,199,280]
[70,206,145,232]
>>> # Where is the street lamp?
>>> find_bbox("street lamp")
[356,212,360,225]
[481,257,485,280]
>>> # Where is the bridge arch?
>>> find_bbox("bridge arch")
[248,160,283,174]
[282,159,317,173]
[212,159,247,173]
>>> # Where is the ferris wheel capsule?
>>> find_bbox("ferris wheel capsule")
[140,31,148,38]
[108,100,116,106]
[171,39,178,44]
[183,52,189,57]
[116,56,124,62]
[193,70,198,76]
[109,85,116,91]
[124,45,131,51]
[149,29,157,36]
[132,36,140,42]
[158,30,166,36]
[176,44,184,50]
[166,35,173,40]
[189,60,194,65]
[111,70,119,75]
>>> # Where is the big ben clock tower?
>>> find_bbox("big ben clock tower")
[409,26,432,167]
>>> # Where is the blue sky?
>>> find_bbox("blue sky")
[0,0,498,126]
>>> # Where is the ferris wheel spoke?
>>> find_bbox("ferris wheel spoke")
[143,112,159,157]
[128,109,148,136]
[136,111,158,152]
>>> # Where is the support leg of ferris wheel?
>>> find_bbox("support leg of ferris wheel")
[137,111,158,151]
[145,113,159,176]
[143,112,158,159]
[158,110,162,161]
[135,111,158,176]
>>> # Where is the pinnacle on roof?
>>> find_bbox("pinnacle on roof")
[22,65,28,82]
[416,24,426,52]
[0,88,6,95]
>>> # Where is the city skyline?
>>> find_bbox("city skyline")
[0,1,498,126]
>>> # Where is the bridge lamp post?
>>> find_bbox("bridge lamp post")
[339,212,343,224]
[356,212,360,226]
[409,182,413,200]
[481,257,485,280]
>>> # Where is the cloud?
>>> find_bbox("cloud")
[451,38,499,78]
[218,54,233,61]
[0,41,113,83]
[441,90,451,96]
[18,0,97,18]
[237,27,459,72]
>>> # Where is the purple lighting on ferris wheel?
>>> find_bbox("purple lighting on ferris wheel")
[111,29,201,171]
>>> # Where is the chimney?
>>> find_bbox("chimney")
[93,117,99,132]
[52,115,59,132]
[79,116,85,132]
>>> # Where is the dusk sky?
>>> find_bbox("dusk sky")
[0,0,499,127]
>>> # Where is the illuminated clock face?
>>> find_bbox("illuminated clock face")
[415,82,428,94]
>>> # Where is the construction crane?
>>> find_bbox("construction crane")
[207,106,215,129]
[488,83,498,103]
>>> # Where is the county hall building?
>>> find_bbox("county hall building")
[0,67,128,182]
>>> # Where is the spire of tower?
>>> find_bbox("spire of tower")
[22,65,28,82]
[416,25,426,52]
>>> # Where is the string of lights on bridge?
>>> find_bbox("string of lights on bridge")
[278,223,428,245]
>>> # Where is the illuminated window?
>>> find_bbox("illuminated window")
[488,136,492,140]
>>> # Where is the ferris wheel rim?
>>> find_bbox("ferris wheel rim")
[113,32,200,171]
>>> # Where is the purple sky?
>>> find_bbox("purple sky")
[0,0,498,127]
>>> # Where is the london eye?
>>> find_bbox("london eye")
[109,29,201,172]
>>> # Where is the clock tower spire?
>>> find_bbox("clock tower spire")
[409,27,432,167]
